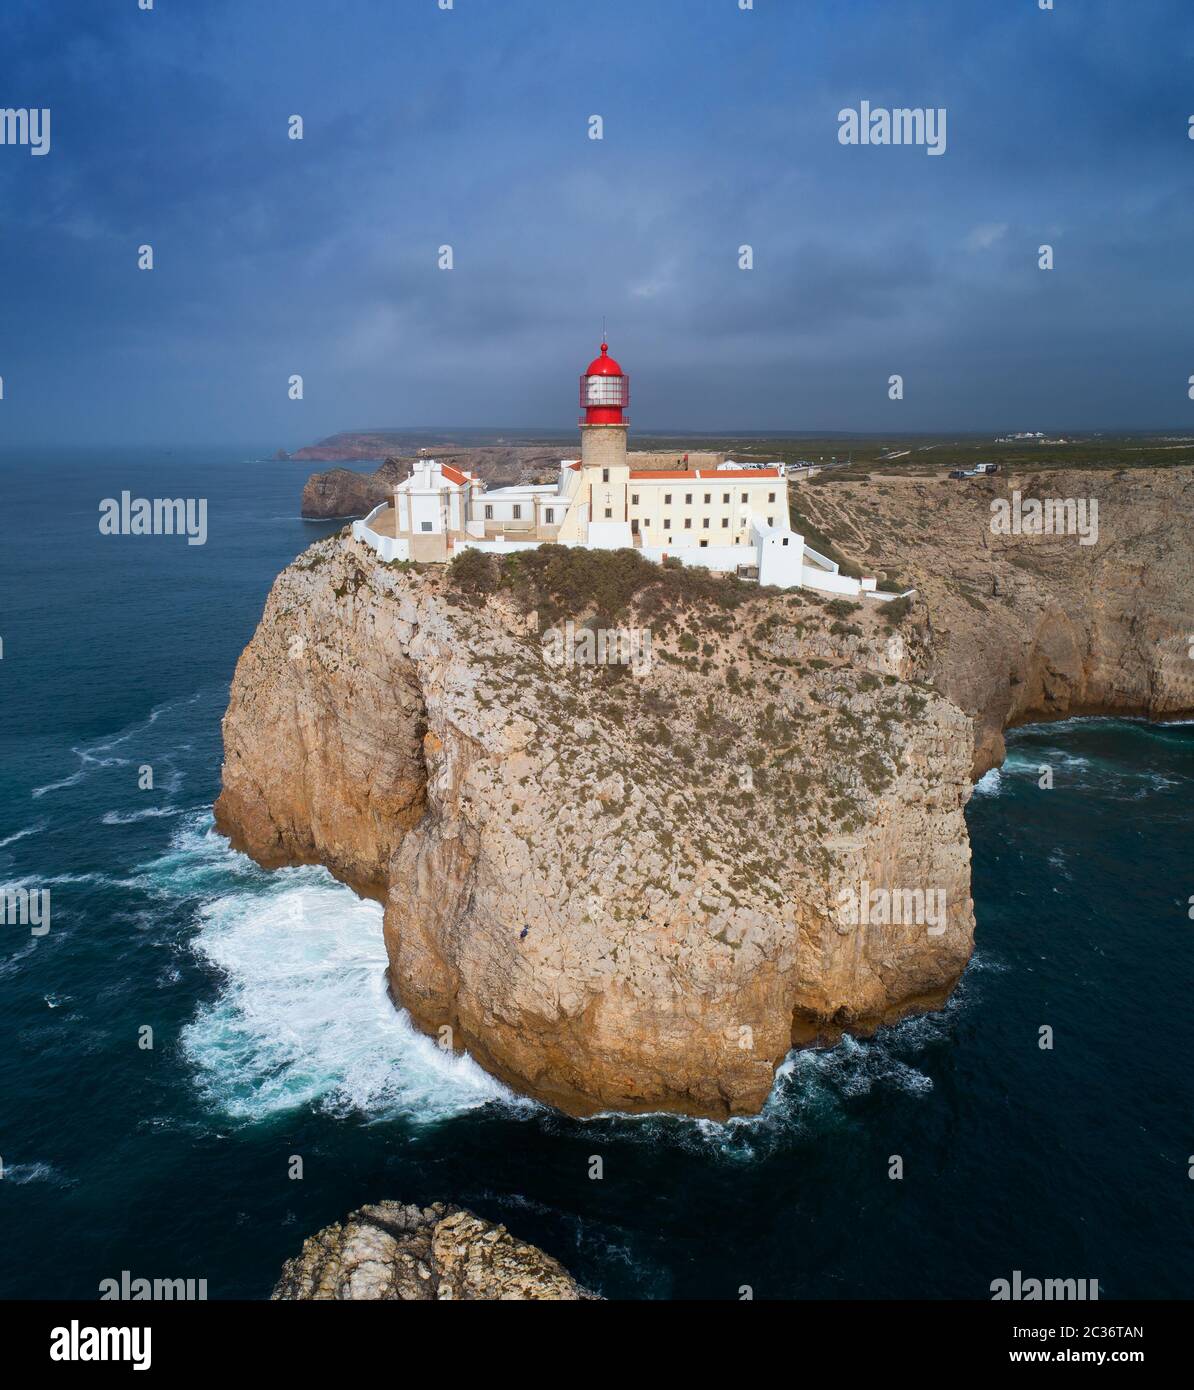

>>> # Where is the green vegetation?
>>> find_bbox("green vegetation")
[483,543,766,624]
[881,596,912,626]
[447,547,500,598]
[331,566,369,600]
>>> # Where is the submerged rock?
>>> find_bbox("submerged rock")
[272,1202,599,1300]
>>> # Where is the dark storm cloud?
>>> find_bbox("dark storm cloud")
[1,0,1192,443]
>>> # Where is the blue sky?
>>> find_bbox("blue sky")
[2,0,1193,445]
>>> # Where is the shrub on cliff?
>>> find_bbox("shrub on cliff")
[497,544,759,625]
[503,545,654,621]
[448,548,500,598]
[882,596,912,626]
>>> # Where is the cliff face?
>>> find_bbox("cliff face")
[217,466,1193,1118]
[300,458,408,519]
[272,1202,598,1300]
[216,541,973,1117]
[792,467,1194,774]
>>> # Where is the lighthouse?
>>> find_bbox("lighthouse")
[579,341,630,474]
[574,340,634,547]
[369,332,822,588]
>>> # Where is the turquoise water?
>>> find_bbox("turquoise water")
[1,448,1191,1299]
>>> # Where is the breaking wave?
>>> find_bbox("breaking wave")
[972,767,1002,796]
[572,963,991,1161]
[145,808,989,1144]
[152,815,523,1126]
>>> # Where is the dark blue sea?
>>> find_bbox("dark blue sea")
[1,447,1191,1299]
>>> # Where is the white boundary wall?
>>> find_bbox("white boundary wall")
[453,538,545,556]
[640,542,755,573]
[352,504,410,563]
[351,507,916,601]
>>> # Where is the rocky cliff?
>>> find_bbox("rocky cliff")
[216,466,1193,1119]
[216,539,974,1116]
[791,466,1194,774]
[272,1201,598,1300]
[300,457,408,519]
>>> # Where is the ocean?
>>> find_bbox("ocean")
[1,446,1191,1299]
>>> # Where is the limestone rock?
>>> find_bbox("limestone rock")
[216,539,975,1116]
[272,1202,598,1300]
[790,467,1194,774]
[300,457,408,519]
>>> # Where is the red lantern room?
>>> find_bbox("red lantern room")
[579,342,629,425]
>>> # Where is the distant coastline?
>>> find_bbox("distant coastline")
[288,428,1194,473]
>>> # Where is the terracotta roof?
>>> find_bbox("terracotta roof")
[628,468,781,481]
[440,464,471,486]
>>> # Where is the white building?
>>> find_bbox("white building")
[353,341,896,600]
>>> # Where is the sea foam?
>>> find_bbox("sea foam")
[972,767,1003,796]
[164,816,521,1125]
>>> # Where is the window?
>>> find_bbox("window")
[782,537,789,547]
[602,468,609,483]
[702,518,710,529]
[631,493,639,505]
[663,519,671,530]
[631,518,639,533]
[767,516,774,526]
[545,508,554,523]
[484,504,493,520]
[604,508,612,519]
[420,521,432,533]
[704,493,711,504]
[699,539,708,548]
[664,493,672,504]
[741,493,748,504]
[768,492,776,503]
[685,493,693,504]
[721,518,729,528]
[722,493,730,503]
[684,518,692,529]
[513,504,521,519]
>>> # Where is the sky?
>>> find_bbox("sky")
[1,0,1193,446]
